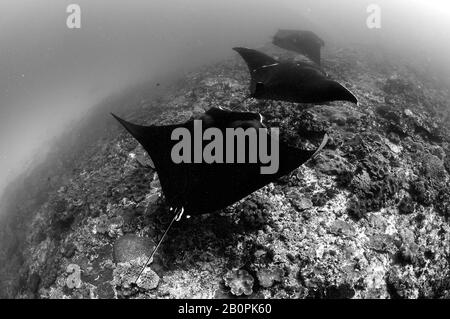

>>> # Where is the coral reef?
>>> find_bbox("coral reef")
[257,267,284,288]
[1,43,450,299]
[224,269,254,296]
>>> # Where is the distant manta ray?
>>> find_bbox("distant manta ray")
[273,29,325,66]
[233,47,358,105]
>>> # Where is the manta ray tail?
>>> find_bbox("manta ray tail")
[311,133,329,159]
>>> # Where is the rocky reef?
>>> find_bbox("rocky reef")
[1,43,450,299]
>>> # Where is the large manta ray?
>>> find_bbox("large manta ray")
[112,107,327,217]
[273,29,325,65]
[233,47,358,105]
[112,107,327,281]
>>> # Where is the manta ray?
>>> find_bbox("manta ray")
[273,29,325,65]
[112,107,327,217]
[112,107,327,281]
[233,47,358,105]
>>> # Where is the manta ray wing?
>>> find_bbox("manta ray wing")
[233,47,278,73]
